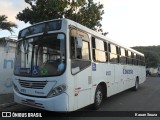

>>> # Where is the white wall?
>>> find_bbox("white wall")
[0,39,16,94]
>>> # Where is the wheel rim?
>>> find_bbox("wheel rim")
[96,90,102,105]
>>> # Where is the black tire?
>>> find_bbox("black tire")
[92,85,103,110]
[133,78,139,91]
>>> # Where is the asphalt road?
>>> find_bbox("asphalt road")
[1,77,160,120]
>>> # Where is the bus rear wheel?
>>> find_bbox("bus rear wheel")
[92,85,103,110]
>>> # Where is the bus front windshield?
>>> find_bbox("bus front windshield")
[14,33,66,77]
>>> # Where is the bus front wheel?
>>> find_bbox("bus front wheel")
[92,85,103,110]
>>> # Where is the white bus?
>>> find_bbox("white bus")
[13,18,146,111]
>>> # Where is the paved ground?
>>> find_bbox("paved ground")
[0,93,15,110]
[1,77,160,120]
[99,77,160,111]
[0,93,13,105]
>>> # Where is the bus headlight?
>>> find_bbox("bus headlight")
[47,84,67,98]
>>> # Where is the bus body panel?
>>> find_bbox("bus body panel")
[14,89,69,111]
[13,18,146,112]
[73,66,92,109]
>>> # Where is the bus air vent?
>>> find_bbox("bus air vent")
[19,80,48,89]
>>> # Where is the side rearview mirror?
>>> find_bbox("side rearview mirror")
[76,37,82,48]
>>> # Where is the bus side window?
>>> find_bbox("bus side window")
[131,52,134,65]
[116,46,120,63]
[104,42,108,62]
[70,29,91,74]
[136,54,139,65]
[133,53,137,65]
[109,43,118,63]
[81,41,90,60]
[92,37,96,61]
[119,48,126,64]
[128,51,132,65]
[74,40,90,60]
[92,37,107,62]
[125,50,128,64]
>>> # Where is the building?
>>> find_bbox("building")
[0,37,16,94]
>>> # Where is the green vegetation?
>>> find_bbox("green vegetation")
[16,0,107,35]
[132,46,160,68]
[0,15,17,34]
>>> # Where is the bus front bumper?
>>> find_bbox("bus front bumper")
[14,90,69,111]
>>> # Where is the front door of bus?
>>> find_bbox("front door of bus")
[72,63,92,110]
[70,28,92,110]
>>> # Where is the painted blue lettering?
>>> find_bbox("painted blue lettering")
[123,69,133,74]
[106,71,111,75]
[4,78,13,88]
[3,59,14,69]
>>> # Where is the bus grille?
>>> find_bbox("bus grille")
[19,80,47,89]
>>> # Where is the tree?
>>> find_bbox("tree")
[132,46,160,68]
[16,0,106,35]
[0,15,17,34]
[144,51,159,68]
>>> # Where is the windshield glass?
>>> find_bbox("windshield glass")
[14,33,66,76]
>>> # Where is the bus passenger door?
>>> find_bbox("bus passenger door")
[72,64,92,109]
[70,28,92,110]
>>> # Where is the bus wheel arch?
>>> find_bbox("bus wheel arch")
[92,82,107,110]
[99,82,107,99]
